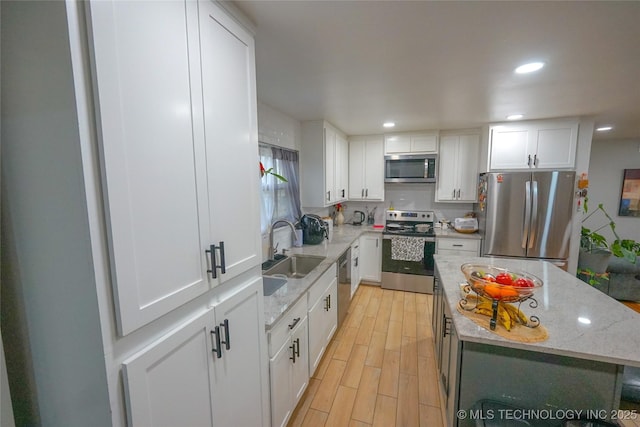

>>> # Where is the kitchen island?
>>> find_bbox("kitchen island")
[434,255,640,427]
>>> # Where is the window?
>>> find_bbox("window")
[259,144,302,234]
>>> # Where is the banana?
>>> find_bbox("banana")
[472,300,528,330]
[498,305,512,331]
[502,303,529,325]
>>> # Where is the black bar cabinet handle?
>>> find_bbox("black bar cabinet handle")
[443,315,451,338]
[289,341,296,362]
[294,338,300,357]
[206,244,217,278]
[218,241,226,274]
[220,319,230,350]
[211,326,222,358]
[288,317,301,330]
[206,242,226,278]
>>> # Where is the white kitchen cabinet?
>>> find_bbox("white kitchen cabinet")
[360,234,382,282]
[489,119,578,170]
[268,298,309,427]
[384,131,438,155]
[4,1,267,425]
[209,278,268,427]
[199,0,263,286]
[348,135,385,201]
[336,132,350,202]
[90,0,261,335]
[123,277,267,427]
[307,264,338,374]
[436,237,481,257]
[301,120,349,207]
[351,241,361,297]
[436,133,480,202]
[89,0,210,335]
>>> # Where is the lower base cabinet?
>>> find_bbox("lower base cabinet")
[432,275,461,427]
[360,233,382,282]
[122,277,268,427]
[268,297,309,427]
[308,264,338,374]
[436,237,481,257]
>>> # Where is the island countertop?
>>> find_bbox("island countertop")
[435,255,640,368]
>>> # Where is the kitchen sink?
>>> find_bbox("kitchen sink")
[262,254,326,279]
[262,276,288,296]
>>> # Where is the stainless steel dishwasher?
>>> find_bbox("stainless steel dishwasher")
[337,247,352,327]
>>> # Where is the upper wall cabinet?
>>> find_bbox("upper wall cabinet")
[88,0,261,335]
[384,131,438,155]
[489,119,578,170]
[436,132,480,202]
[300,120,349,207]
[349,135,385,201]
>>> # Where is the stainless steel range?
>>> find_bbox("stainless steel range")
[381,210,436,294]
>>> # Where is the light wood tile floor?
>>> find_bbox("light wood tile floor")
[288,284,444,427]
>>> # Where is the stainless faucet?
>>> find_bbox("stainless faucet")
[268,220,298,260]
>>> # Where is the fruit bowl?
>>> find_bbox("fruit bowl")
[460,263,543,302]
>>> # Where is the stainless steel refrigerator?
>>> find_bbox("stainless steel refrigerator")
[477,171,575,267]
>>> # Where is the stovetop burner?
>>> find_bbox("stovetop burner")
[384,210,435,237]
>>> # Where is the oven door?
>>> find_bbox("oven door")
[382,235,435,293]
[382,235,435,275]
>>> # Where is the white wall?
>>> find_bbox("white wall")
[1,2,111,425]
[257,101,301,151]
[0,3,15,425]
[585,139,640,243]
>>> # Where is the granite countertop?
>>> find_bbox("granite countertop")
[434,228,482,240]
[263,224,383,329]
[435,255,640,367]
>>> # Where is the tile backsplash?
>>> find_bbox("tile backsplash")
[335,183,474,225]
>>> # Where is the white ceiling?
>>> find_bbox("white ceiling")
[233,0,640,141]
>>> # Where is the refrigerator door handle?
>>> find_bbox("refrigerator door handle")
[522,181,532,249]
[529,181,539,249]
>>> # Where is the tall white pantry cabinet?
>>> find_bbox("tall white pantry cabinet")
[1,1,268,426]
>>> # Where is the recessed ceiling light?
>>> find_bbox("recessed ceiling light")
[515,62,545,74]
[596,126,613,132]
[383,122,395,128]
[507,114,524,120]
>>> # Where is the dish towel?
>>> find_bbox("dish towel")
[391,236,426,262]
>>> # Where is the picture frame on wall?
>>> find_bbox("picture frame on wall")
[618,169,640,217]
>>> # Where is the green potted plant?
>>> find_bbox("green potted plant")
[578,199,637,285]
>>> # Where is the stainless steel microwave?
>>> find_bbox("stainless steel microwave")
[384,154,437,183]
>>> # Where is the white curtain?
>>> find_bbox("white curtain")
[259,144,301,234]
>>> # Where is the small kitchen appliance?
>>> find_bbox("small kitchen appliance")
[352,210,365,225]
[382,210,436,294]
[299,214,328,245]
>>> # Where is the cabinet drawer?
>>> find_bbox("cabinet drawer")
[269,297,308,357]
[308,263,337,307]
[437,238,480,253]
